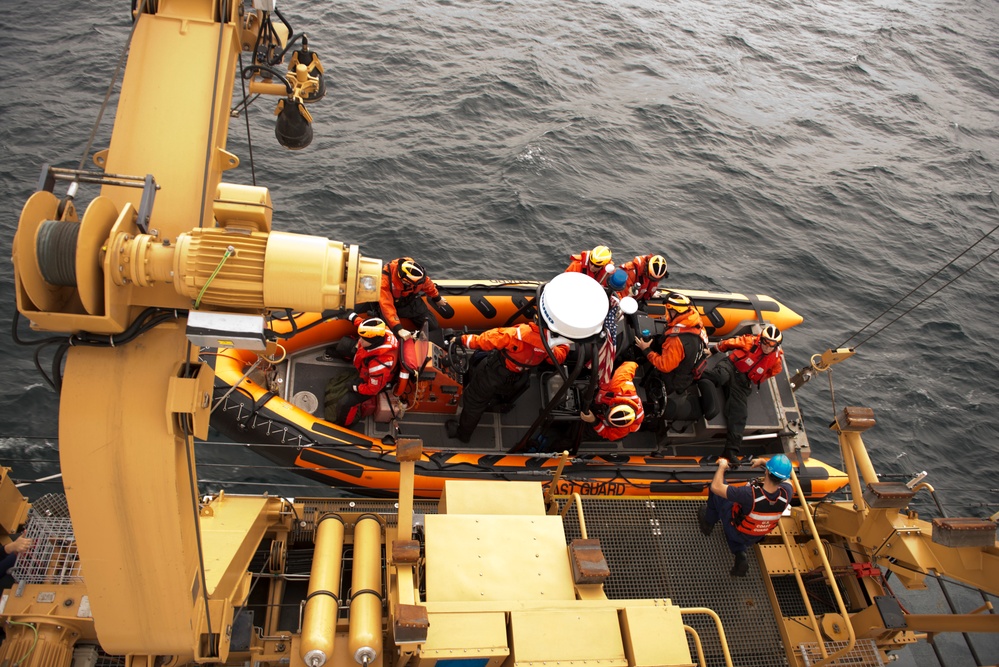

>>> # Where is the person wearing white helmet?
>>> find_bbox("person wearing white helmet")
[704,324,784,462]
[699,454,794,577]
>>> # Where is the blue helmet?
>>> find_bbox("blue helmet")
[607,268,628,290]
[765,454,792,481]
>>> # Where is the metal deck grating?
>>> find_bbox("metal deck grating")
[799,639,884,666]
[563,497,789,667]
[773,573,853,617]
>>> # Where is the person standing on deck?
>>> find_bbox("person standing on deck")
[380,257,449,340]
[566,245,615,286]
[446,322,569,444]
[703,325,784,462]
[580,361,645,441]
[618,253,669,301]
[699,455,794,577]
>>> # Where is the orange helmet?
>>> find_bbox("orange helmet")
[398,259,426,284]
[607,403,637,427]
[588,245,612,267]
[357,317,388,339]
[647,254,668,279]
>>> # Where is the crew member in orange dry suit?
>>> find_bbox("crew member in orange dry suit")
[634,292,707,394]
[566,245,615,286]
[379,257,449,340]
[335,316,399,427]
[580,361,645,441]
[446,322,569,443]
[618,253,669,301]
[704,325,785,462]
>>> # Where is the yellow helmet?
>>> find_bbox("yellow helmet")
[588,245,612,267]
[665,292,692,314]
[647,254,668,279]
[760,324,782,346]
[398,259,426,284]
[607,403,637,427]
[357,317,388,339]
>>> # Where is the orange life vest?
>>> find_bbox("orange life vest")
[729,343,783,385]
[731,481,791,537]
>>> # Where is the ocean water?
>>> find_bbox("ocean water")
[0,0,997,661]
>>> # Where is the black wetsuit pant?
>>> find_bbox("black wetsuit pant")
[456,352,521,441]
[395,296,439,332]
[703,357,752,457]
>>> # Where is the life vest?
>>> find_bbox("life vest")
[660,322,708,394]
[731,481,791,537]
[354,332,399,396]
[567,251,613,286]
[729,343,783,385]
[621,255,660,300]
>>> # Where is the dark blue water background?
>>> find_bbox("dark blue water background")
[1,1,997,662]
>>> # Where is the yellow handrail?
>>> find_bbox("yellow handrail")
[680,607,734,667]
[787,466,857,666]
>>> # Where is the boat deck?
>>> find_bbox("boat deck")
[283,346,807,459]
[252,496,856,667]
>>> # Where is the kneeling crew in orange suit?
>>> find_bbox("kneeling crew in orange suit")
[580,361,645,441]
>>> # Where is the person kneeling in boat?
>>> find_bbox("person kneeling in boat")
[566,244,615,286]
[618,253,669,302]
[334,317,399,427]
[446,322,569,443]
[703,324,784,462]
[699,454,793,577]
[580,361,645,441]
[380,257,451,340]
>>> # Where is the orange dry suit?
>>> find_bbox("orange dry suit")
[619,254,663,301]
[591,361,645,441]
[641,308,708,394]
[454,322,568,442]
[461,322,569,371]
[566,250,614,286]
[379,257,442,335]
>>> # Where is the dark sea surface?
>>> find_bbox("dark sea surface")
[1,0,998,662]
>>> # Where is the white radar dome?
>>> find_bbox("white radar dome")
[539,272,609,340]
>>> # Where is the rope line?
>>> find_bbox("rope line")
[838,220,999,350]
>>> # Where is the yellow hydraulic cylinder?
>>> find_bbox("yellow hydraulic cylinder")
[301,515,346,667]
[349,515,384,666]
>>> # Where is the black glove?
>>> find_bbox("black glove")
[350,383,360,393]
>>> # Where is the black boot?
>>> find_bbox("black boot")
[697,505,714,537]
[731,551,749,577]
[445,419,471,444]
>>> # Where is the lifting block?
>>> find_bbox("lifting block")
[931,517,997,548]
[862,482,915,509]
[394,604,429,646]
[392,539,421,564]
[834,406,876,432]
[568,539,610,585]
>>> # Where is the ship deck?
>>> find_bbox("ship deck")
[247,496,870,667]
